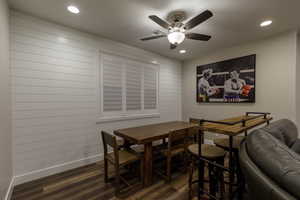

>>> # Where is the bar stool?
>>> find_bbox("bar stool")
[213,136,245,198]
[188,143,226,200]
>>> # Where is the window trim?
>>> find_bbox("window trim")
[98,51,160,123]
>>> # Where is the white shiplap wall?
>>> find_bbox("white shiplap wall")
[10,11,182,184]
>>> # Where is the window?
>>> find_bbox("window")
[99,53,159,122]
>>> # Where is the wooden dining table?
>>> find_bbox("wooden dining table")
[114,121,197,186]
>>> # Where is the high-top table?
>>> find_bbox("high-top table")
[196,112,273,200]
[114,121,197,186]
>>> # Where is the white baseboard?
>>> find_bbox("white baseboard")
[4,177,15,200]
[13,154,104,186]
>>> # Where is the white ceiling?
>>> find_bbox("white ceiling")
[8,0,300,60]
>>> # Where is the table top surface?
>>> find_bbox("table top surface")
[114,121,197,144]
[200,115,273,136]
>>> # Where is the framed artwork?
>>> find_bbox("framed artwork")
[196,54,256,103]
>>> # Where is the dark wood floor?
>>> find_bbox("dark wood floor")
[11,161,205,200]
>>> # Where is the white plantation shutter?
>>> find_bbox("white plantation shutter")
[126,61,142,110]
[102,54,123,112]
[144,66,157,109]
[100,52,159,119]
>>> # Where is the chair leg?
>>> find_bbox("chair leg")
[183,152,188,172]
[234,151,244,199]
[104,158,108,183]
[166,156,172,182]
[188,160,195,200]
[115,165,120,195]
[208,163,216,200]
[217,157,225,199]
[140,160,144,185]
[199,160,205,195]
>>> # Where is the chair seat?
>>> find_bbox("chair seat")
[188,144,225,159]
[162,147,185,156]
[213,136,245,150]
[107,150,139,166]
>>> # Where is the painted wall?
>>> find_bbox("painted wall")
[182,31,298,137]
[297,34,300,128]
[10,11,182,184]
[0,0,12,198]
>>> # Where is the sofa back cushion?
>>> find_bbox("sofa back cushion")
[261,119,298,147]
[240,140,297,200]
[247,130,300,199]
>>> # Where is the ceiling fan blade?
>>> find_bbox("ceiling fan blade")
[186,33,211,41]
[149,15,170,30]
[170,44,177,50]
[184,10,213,30]
[140,35,166,41]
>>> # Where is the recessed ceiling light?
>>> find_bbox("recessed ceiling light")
[179,50,186,54]
[260,20,272,27]
[67,5,80,14]
[151,60,158,64]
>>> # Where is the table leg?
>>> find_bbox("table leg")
[229,136,234,200]
[144,142,153,186]
[198,131,204,200]
[123,139,132,150]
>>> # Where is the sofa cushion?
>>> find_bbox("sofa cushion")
[240,140,297,200]
[291,139,300,154]
[261,119,298,147]
[247,130,300,199]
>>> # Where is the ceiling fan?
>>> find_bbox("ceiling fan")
[140,10,213,49]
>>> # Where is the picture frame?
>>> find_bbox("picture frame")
[196,54,256,103]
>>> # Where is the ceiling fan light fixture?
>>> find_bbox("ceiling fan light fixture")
[167,31,185,44]
[67,5,80,14]
[260,20,272,27]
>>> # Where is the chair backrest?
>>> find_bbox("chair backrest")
[101,131,119,164]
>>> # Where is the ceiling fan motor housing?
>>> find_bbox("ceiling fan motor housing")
[167,11,186,23]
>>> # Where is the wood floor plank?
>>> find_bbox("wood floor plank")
[11,161,228,200]
[43,170,101,192]
[13,163,100,194]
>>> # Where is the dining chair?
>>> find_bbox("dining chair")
[159,129,189,182]
[101,131,143,194]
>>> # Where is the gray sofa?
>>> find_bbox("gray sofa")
[239,119,300,200]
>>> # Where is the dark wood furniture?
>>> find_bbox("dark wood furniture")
[197,112,273,200]
[101,131,143,194]
[188,143,226,200]
[114,121,197,186]
[214,136,245,199]
[160,130,189,182]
